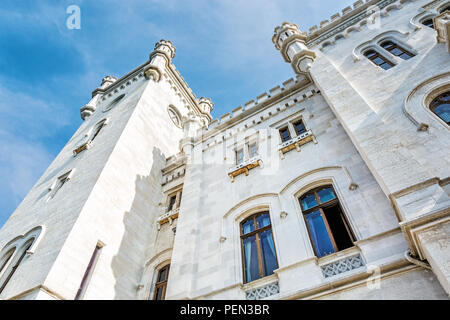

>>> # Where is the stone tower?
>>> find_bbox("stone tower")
[1,0,449,301]
[0,40,211,300]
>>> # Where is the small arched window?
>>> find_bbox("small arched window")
[380,41,415,60]
[153,264,170,300]
[299,186,355,258]
[430,91,450,125]
[0,240,33,294]
[0,249,15,274]
[422,18,434,28]
[363,49,394,70]
[103,94,125,112]
[240,212,278,283]
[439,4,450,13]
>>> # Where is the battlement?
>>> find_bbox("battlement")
[305,0,405,47]
[204,74,312,134]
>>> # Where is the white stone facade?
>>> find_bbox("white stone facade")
[0,0,449,300]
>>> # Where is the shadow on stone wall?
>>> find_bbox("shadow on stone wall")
[111,147,165,299]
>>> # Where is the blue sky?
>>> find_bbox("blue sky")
[0,0,354,227]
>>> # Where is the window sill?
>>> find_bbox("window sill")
[228,155,262,182]
[73,141,92,156]
[241,274,280,300]
[156,207,179,230]
[316,246,365,279]
[278,129,316,158]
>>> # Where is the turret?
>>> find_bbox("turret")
[272,22,316,75]
[80,75,117,120]
[144,39,176,82]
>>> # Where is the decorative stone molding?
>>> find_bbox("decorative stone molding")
[144,65,162,82]
[80,76,117,120]
[273,22,316,74]
[403,71,450,130]
[73,141,92,156]
[227,156,263,182]
[156,208,180,231]
[198,97,214,115]
[320,253,365,278]
[306,0,399,48]
[245,281,279,300]
[278,129,317,158]
[73,118,109,156]
[352,30,412,62]
[434,10,450,52]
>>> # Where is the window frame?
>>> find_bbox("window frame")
[293,119,306,136]
[421,17,435,28]
[279,126,292,142]
[235,148,244,165]
[439,4,450,13]
[363,49,395,70]
[153,264,170,300]
[379,40,415,60]
[248,142,258,159]
[0,240,33,295]
[299,185,355,258]
[430,91,450,126]
[74,242,103,300]
[240,212,279,284]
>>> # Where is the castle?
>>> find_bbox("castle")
[0,0,449,300]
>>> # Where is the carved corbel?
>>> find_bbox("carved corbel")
[144,65,162,82]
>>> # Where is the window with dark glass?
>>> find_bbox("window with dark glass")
[363,49,394,70]
[293,119,306,136]
[279,127,291,142]
[422,18,434,28]
[380,41,414,60]
[248,143,258,158]
[91,120,107,142]
[240,212,278,283]
[153,264,170,300]
[0,241,33,294]
[299,186,355,258]
[440,5,450,13]
[167,195,177,212]
[430,91,450,125]
[0,249,15,276]
[75,243,103,300]
[236,149,244,165]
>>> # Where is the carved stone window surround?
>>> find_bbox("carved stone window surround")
[241,274,280,300]
[278,129,317,158]
[317,246,366,279]
[404,71,450,131]
[228,155,263,182]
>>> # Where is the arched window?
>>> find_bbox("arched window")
[380,41,415,60]
[440,4,450,13]
[0,249,15,274]
[103,94,125,112]
[153,264,170,300]
[363,49,394,70]
[299,186,355,258]
[0,240,33,294]
[240,212,278,283]
[430,91,450,125]
[422,18,434,28]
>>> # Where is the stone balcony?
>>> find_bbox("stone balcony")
[228,155,263,182]
[278,129,317,158]
[156,207,179,230]
[73,141,92,156]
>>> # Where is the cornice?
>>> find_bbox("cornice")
[202,75,312,141]
[306,0,400,48]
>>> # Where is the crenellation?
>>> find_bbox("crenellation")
[2,0,449,302]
